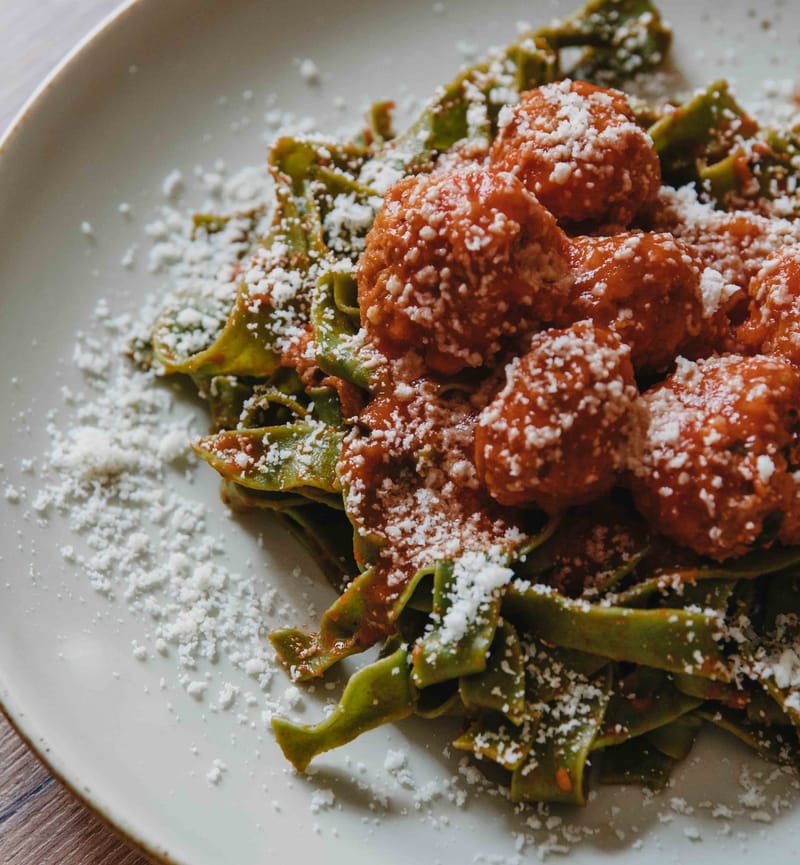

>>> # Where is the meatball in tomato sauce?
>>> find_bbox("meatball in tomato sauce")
[357,165,572,375]
[476,321,638,513]
[627,355,800,561]
[647,186,799,292]
[738,246,800,368]
[490,79,661,228]
[556,231,704,375]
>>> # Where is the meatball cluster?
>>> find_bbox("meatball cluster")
[357,81,675,376]
[352,76,800,563]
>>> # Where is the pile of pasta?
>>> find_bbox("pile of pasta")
[149,0,800,803]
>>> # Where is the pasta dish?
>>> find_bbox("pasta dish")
[147,0,800,805]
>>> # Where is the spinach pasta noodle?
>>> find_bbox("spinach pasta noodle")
[149,0,800,805]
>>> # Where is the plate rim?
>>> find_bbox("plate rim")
[0,2,184,860]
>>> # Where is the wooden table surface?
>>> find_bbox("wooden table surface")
[1,6,151,863]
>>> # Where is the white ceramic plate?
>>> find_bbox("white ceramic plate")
[3,1,800,862]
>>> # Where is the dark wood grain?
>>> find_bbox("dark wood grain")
[1,3,155,862]
[0,714,152,865]
[0,713,52,814]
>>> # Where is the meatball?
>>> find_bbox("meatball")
[475,322,638,512]
[357,165,572,375]
[556,232,704,375]
[627,355,800,561]
[490,79,661,228]
[738,247,800,367]
[641,186,800,355]
[646,185,800,315]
